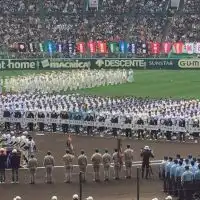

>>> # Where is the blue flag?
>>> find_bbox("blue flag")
[119,41,128,53]
[128,43,135,54]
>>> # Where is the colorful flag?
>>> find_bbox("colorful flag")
[56,43,63,53]
[141,43,147,54]
[76,42,86,54]
[28,43,36,52]
[162,42,172,54]
[18,42,26,52]
[119,41,128,54]
[87,40,96,54]
[39,43,44,52]
[128,43,135,54]
[97,41,107,53]
[195,43,200,54]
[150,42,161,54]
[108,42,119,53]
[68,41,75,54]
[172,42,184,54]
[185,43,194,54]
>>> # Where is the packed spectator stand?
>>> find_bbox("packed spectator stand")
[0,0,172,58]
[167,0,200,42]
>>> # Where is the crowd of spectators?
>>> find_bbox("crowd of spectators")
[167,0,200,42]
[128,0,169,43]
[0,0,170,51]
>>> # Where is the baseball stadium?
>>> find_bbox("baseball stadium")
[0,0,200,200]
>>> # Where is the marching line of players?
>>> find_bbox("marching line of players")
[160,154,200,200]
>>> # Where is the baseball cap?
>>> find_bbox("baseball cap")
[86,196,93,200]
[51,196,57,200]
[165,196,172,200]
[72,194,79,200]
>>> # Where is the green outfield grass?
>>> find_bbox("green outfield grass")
[1,70,200,99]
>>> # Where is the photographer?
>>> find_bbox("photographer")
[140,146,154,179]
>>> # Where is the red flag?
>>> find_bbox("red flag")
[173,42,184,54]
[76,42,86,54]
[87,40,96,54]
[97,41,107,53]
[162,42,172,54]
[150,42,161,54]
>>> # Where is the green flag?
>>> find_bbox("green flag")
[108,42,119,53]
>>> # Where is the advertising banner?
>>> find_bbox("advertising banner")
[0,59,39,70]
[1,58,200,70]
[178,59,200,69]
[147,59,179,69]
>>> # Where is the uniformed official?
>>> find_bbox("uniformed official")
[63,150,74,183]
[124,145,134,179]
[112,149,122,180]
[170,159,178,196]
[165,157,173,193]
[194,164,200,193]
[102,149,111,181]
[91,149,102,182]
[175,160,185,200]
[78,150,88,182]
[28,155,38,184]
[160,156,168,192]
[181,165,194,200]
[43,151,55,184]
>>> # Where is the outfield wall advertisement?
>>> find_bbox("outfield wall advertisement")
[0,58,200,70]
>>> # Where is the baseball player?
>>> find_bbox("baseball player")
[112,149,122,180]
[102,149,111,181]
[91,149,102,182]
[28,155,38,184]
[124,145,134,179]
[43,151,55,184]
[78,150,88,182]
[63,149,74,183]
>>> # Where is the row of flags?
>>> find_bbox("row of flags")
[10,41,200,55]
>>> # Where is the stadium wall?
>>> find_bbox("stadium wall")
[0,58,200,70]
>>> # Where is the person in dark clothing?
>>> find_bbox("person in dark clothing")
[51,111,59,132]
[140,146,154,179]
[84,114,94,135]
[14,109,22,131]
[38,111,45,131]
[124,117,132,138]
[111,116,118,137]
[74,113,81,134]
[10,149,21,183]
[3,109,11,131]
[27,111,34,131]
[60,111,69,133]
[179,119,186,142]
[137,118,144,139]
[0,148,7,183]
